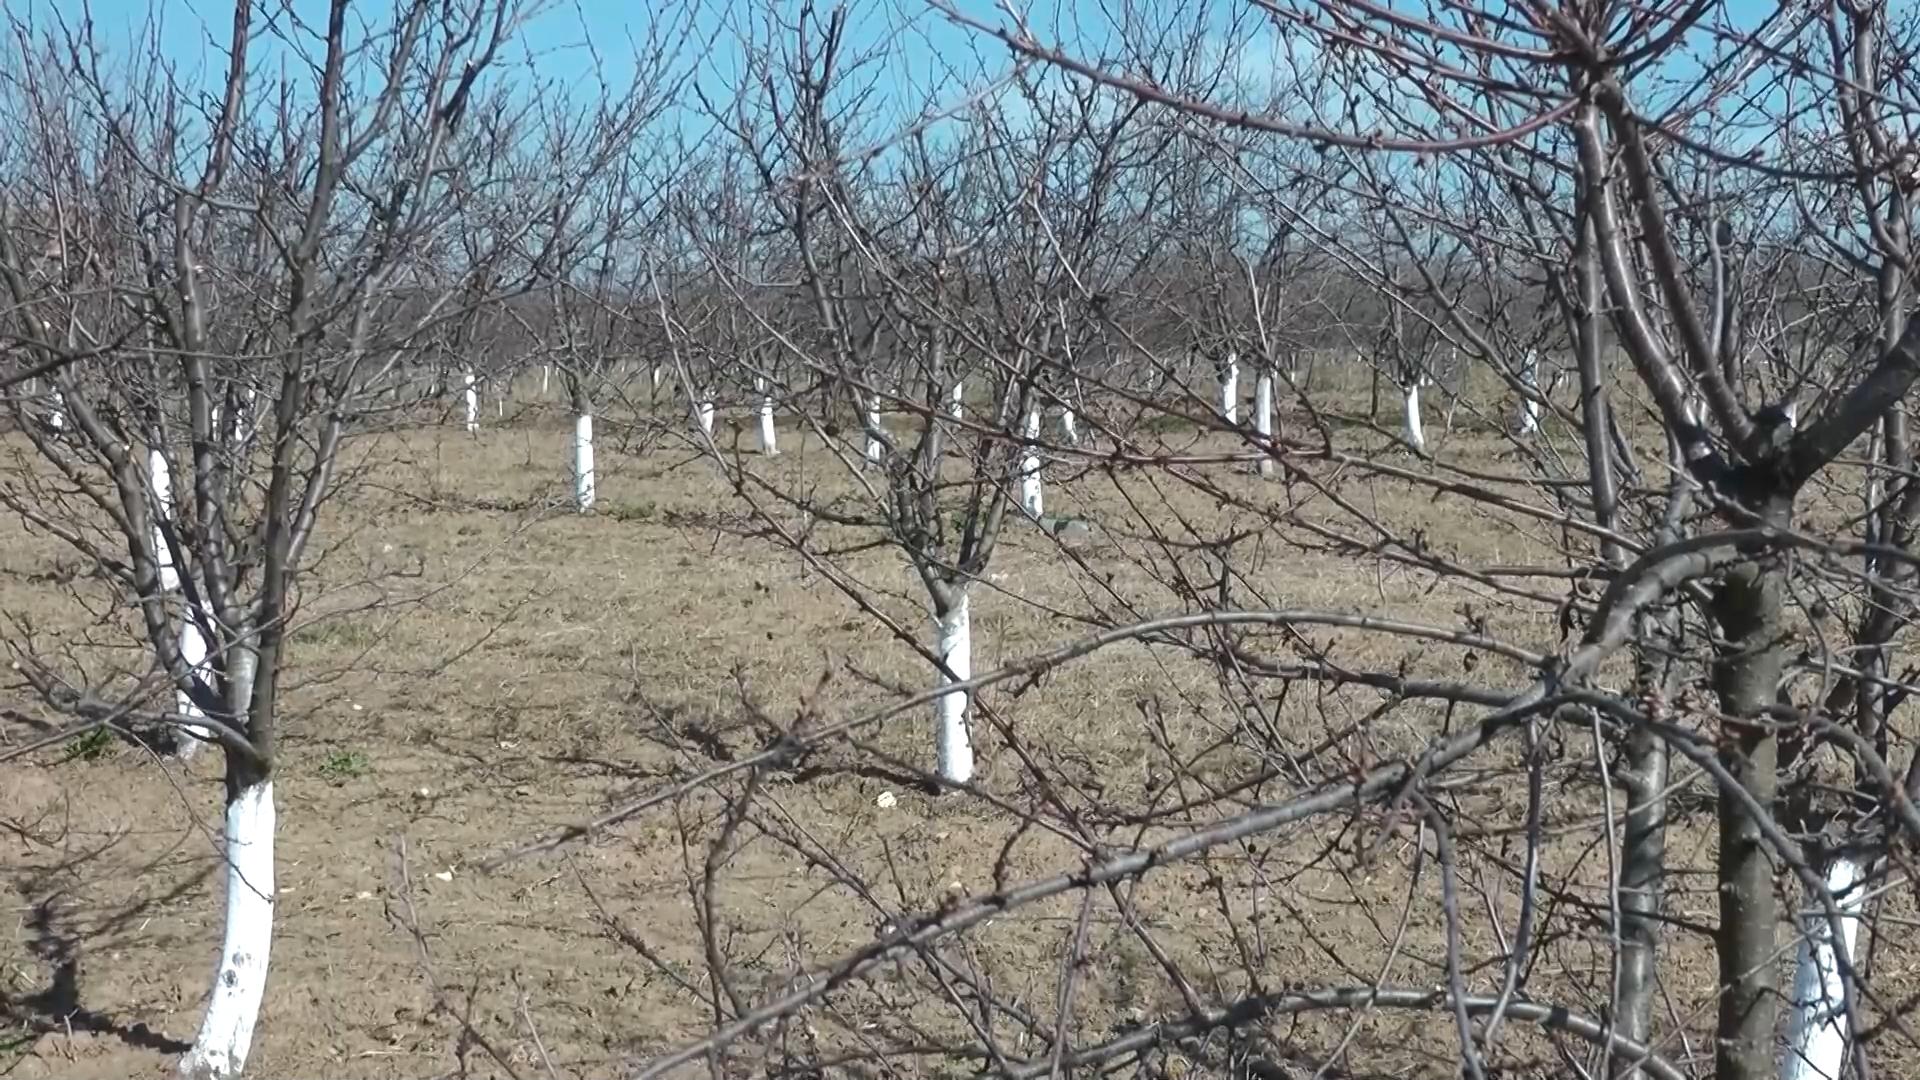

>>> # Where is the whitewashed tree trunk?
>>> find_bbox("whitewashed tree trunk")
[1219,353,1240,425]
[149,447,208,759]
[1781,855,1868,1080]
[948,381,964,421]
[695,397,715,437]
[1517,349,1542,435]
[178,779,275,1079]
[757,379,778,456]
[1402,381,1427,454]
[48,386,65,432]
[1254,369,1275,477]
[1019,407,1044,518]
[540,364,551,397]
[934,590,974,784]
[865,397,885,465]
[462,370,479,434]
[572,413,596,513]
[1059,406,1079,446]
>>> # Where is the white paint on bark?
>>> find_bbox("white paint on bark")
[1254,370,1275,477]
[149,448,208,758]
[948,382,964,421]
[757,379,778,456]
[1403,382,1426,453]
[1019,407,1043,518]
[48,386,65,432]
[934,591,973,784]
[1059,407,1079,445]
[695,397,715,436]
[462,370,479,434]
[573,413,596,512]
[865,398,885,464]
[1220,353,1240,425]
[178,780,275,1079]
[1781,856,1868,1080]
[1518,350,1542,435]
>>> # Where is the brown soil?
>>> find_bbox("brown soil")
[1,406,1912,1078]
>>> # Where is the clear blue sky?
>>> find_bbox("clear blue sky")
[20,0,1792,147]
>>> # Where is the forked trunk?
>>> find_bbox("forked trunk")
[934,589,973,785]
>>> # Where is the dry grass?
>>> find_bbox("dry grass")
[1,394,1916,1079]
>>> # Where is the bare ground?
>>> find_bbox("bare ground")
[2,408,1914,1078]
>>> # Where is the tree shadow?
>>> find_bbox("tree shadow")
[1,879,199,1055]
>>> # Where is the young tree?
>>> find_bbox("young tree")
[0,2,653,1072]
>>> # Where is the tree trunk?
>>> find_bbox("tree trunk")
[864,395,884,464]
[1712,558,1787,1080]
[149,446,209,759]
[1219,352,1239,426]
[1614,608,1677,1078]
[1402,381,1426,453]
[573,411,595,513]
[757,378,778,456]
[934,587,974,785]
[462,369,479,435]
[1518,349,1542,435]
[1254,368,1275,477]
[1781,854,1867,1080]
[178,773,275,1079]
[1018,406,1043,519]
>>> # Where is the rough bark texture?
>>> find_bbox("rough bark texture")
[1614,607,1678,1078]
[1712,558,1787,1080]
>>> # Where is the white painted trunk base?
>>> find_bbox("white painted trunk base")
[48,387,65,432]
[462,371,479,435]
[1220,356,1240,425]
[934,593,974,784]
[757,383,778,456]
[865,401,884,465]
[541,365,551,397]
[573,414,596,512]
[1254,372,1275,477]
[1781,856,1868,1080]
[1403,383,1426,453]
[948,382,965,421]
[695,399,715,437]
[1059,408,1079,446]
[178,780,275,1079]
[1518,351,1541,435]
[1019,408,1043,519]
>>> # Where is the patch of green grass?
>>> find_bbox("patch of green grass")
[606,499,657,523]
[317,749,371,784]
[60,727,117,763]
